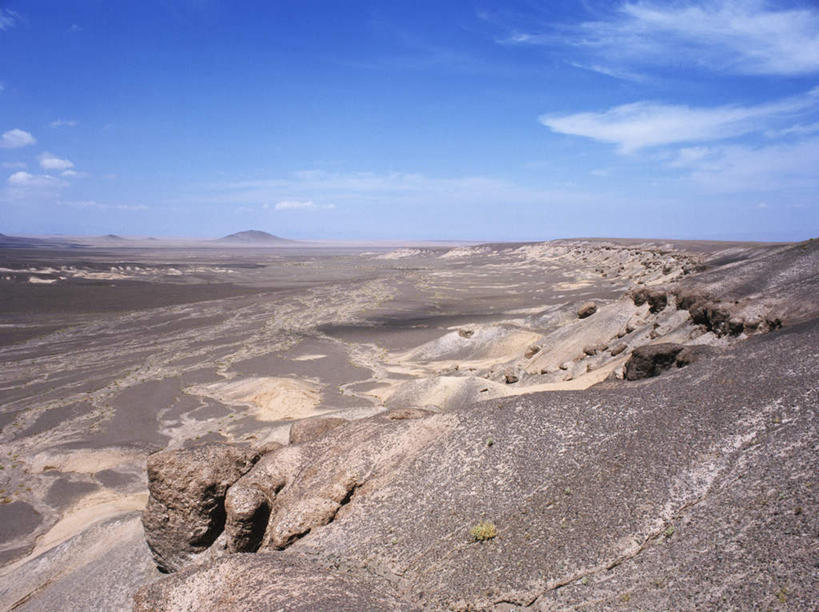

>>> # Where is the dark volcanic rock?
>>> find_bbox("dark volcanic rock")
[142,444,259,572]
[289,416,348,445]
[624,343,685,380]
[577,301,598,318]
[632,287,668,313]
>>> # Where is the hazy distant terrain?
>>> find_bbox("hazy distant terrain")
[0,236,816,610]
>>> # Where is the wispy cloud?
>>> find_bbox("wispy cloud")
[38,152,75,171]
[0,129,36,149]
[268,199,335,211]
[189,170,594,214]
[669,136,819,193]
[272,199,317,210]
[504,1,819,78]
[540,87,819,152]
[0,8,19,31]
[1,161,27,170]
[4,171,67,201]
[765,121,819,138]
[60,169,88,178]
[568,61,646,82]
[60,200,148,211]
[49,119,78,128]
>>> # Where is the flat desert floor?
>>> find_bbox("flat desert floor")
[0,238,815,610]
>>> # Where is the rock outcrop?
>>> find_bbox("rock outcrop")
[135,319,819,609]
[624,343,685,380]
[142,444,260,572]
[288,416,348,445]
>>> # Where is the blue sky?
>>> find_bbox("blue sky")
[1,0,818,241]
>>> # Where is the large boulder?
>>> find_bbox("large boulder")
[632,288,668,313]
[142,444,259,572]
[624,343,685,380]
[576,301,598,319]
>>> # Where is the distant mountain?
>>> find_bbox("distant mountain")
[217,230,295,245]
[0,233,80,249]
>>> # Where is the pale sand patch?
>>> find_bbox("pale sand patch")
[31,491,148,560]
[187,377,322,421]
[30,449,143,474]
[292,354,327,361]
[503,306,550,316]
[380,357,626,410]
[0,491,149,580]
[553,279,594,290]
[397,327,541,364]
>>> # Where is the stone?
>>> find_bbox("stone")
[609,344,627,356]
[142,444,260,572]
[224,484,270,553]
[289,417,348,445]
[624,343,685,380]
[524,345,541,359]
[583,344,605,356]
[504,373,519,384]
[632,288,668,313]
[458,329,474,338]
[577,302,597,319]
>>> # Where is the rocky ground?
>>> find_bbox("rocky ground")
[0,237,816,610]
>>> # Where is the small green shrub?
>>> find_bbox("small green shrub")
[470,521,497,541]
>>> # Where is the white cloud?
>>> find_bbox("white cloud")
[61,169,88,178]
[683,137,819,193]
[0,128,36,149]
[7,171,63,188]
[1,161,26,169]
[188,170,595,215]
[49,119,78,128]
[508,0,819,77]
[273,199,317,210]
[268,199,336,211]
[765,122,819,138]
[0,8,19,31]
[669,147,712,167]
[60,200,148,211]
[568,61,646,82]
[540,87,819,152]
[38,152,75,171]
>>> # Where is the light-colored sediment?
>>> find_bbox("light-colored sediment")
[30,448,142,474]
[186,377,323,421]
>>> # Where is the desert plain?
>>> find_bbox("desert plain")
[0,233,816,610]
